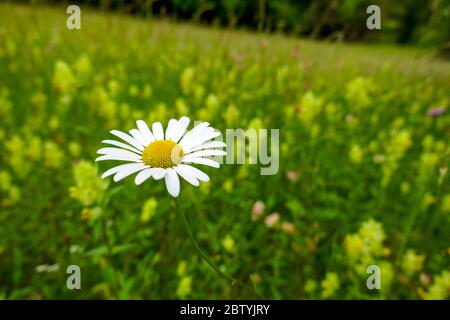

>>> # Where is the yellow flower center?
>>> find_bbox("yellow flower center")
[142,140,184,168]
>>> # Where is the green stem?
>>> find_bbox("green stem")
[396,198,421,267]
[173,197,263,298]
[100,214,121,296]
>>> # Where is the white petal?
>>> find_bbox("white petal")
[181,157,220,168]
[152,122,164,140]
[179,127,215,150]
[136,120,155,145]
[182,130,222,151]
[165,119,177,141]
[97,148,141,160]
[95,155,142,163]
[183,149,226,158]
[174,166,200,186]
[179,126,213,149]
[101,163,141,179]
[164,168,180,197]
[186,141,226,153]
[102,140,142,154]
[113,163,149,182]
[152,168,166,180]
[177,164,209,182]
[129,129,148,148]
[171,116,190,143]
[179,122,210,146]
[110,130,144,151]
[135,168,158,185]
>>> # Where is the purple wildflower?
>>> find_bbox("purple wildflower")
[427,106,446,117]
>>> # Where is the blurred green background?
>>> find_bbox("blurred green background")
[0,1,449,299]
[19,0,450,56]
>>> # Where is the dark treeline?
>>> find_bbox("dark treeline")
[21,0,450,55]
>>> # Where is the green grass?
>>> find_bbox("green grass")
[0,3,449,299]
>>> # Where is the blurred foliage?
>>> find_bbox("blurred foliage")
[0,3,449,299]
[15,0,450,56]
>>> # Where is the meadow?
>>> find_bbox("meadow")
[0,3,449,299]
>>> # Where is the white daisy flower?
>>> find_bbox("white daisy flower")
[96,117,226,197]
